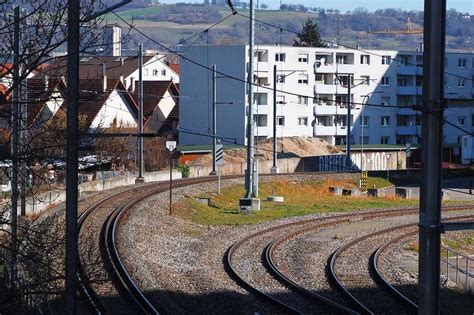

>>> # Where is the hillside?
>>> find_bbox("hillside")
[107,5,472,51]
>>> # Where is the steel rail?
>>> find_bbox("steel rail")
[370,214,474,312]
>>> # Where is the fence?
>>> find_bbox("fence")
[440,246,473,292]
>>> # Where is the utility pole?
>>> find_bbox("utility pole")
[210,64,217,175]
[418,0,446,313]
[346,73,352,167]
[10,5,20,289]
[247,0,255,197]
[271,64,278,173]
[66,0,80,312]
[239,0,260,210]
[136,43,144,183]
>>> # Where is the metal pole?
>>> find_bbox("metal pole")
[169,153,172,215]
[272,64,277,171]
[210,64,217,175]
[20,71,27,217]
[419,0,446,312]
[217,165,221,195]
[245,0,255,198]
[10,5,20,288]
[136,44,144,182]
[66,0,80,312]
[346,74,352,168]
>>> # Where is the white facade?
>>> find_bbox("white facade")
[90,90,137,129]
[180,45,474,146]
[124,56,180,91]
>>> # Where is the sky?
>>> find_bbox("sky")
[158,0,473,14]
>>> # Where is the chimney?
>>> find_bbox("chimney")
[120,57,124,65]
[102,63,107,92]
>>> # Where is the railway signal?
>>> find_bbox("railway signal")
[166,141,177,215]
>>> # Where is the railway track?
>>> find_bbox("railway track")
[226,205,474,314]
[77,176,240,314]
[329,214,474,315]
[370,214,474,313]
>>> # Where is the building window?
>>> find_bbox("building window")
[458,78,466,88]
[381,77,390,86]
[381,116,390,126]
[276,95,286,104]
[398,78,408,86]
[144,68,149,76]
[415,116,421,126]
[381,96,391,106]
[254,93,268,105]
[360,55,370,65]
[152,69,159,76]
[360,116,369,127]
[276,74,285,83]
[256,50,268,62]
[297,117,308,126]
[382,55,391,65]
[277,116,285,126]
[381,136,389,144]
[336,55,347,64]
[161,69,167,76]
[298,96,308,105]
[458,58,467,68]
[458,116,466,126]
[472,114,474,126]
[275,53,286,62]
[361,75,370,85]
[298,54,308,63]
[298,74,308,84]
[254,114,268,127]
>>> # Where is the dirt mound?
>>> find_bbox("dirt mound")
[189,137,341,165]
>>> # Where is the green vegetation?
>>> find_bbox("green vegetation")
[108,5,471,50]
[176,163,190,178]
[174,178,418,226]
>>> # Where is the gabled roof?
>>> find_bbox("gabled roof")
[132,80,179,124]
[47,55,155,80]
[26,77,66,126]
[58,79,137,130]
[169,63,180,75]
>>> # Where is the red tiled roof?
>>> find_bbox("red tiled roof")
[47,56,155,80]
[58,79,134,130]
[26,77,66,126]
[169,63,180,75]
[0,64,13,75]
[132,80,179,125]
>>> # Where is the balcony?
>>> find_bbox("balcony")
[396,126,419,136]
[397,86,422,95]
[313,125,348,136]
[314,105,338,115]
[314,84,337,94]
[397,107,417,115]
[314,61,336,73]
[397,65,423,76]
[334,64,355,74]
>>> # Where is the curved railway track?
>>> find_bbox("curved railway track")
[370,214,474,313]
[77,176,240,314]
[329,214,474,315]
[226,205,474,314]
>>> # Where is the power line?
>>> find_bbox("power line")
[236,12,473,82]
[111,11,399,109]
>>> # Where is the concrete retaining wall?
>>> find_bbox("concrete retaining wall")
[18,170,182,216]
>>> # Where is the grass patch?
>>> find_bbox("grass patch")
[173,178,419,226]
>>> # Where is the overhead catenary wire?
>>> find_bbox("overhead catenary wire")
[111,11,400,109]
[236,12,473,82]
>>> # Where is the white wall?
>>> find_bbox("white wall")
[125,56,179,91]
[90,90,137,129]
[179,45,474,146]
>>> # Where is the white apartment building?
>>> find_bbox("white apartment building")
[179,45,473,147]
